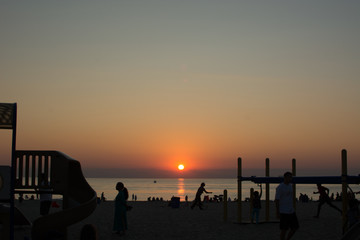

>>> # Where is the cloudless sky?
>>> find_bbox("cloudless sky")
[1,1,359,177]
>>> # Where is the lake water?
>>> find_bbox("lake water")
[85,178,351,202]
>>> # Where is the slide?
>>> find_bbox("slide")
[14,151,97,240]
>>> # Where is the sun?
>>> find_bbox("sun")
[178,164,185,171]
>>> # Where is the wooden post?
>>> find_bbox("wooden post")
[292,158,296,210]
[223,189,228,222]
[265,158,270,222]
[250,188,254,222]
[342,149,348,234]
[237,157,242,223]
[10,103,17,240]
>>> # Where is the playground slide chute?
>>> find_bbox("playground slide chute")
[15,151,97,240]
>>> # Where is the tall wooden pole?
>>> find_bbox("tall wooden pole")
[250,188,254,222]
[10,103,17,240]
[223,189,228,222]
[237,157,242,223]
[341,149,348,234]
[292,158,296,210]
[265,158,270,222]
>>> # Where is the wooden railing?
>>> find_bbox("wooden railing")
[14,151,70,195]
[15,151,53,191]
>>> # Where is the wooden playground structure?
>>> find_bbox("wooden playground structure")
[0,103,97,240]
[233,149,360,237]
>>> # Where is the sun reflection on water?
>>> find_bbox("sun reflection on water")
[177,178,185,197]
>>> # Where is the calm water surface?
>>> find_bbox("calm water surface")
[86,178,352,202]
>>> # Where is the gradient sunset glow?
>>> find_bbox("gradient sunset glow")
[1,1,360,177]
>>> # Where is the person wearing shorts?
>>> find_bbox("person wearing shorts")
[275,172,299,240]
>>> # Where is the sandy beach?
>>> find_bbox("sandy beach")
[13,199,346,240]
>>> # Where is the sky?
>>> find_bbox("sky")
[1,1,360,178]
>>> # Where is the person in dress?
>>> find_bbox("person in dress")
[113,182,128,235]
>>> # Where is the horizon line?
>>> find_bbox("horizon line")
[82,167,359,178]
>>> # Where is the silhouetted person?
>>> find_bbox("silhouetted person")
[330,193,334,200]
[313,184,342,218]
[113,182,127,235]
[80,224,98,240]
[18,193,24,203]
[275,172,299,240]
[336,192,341,201]
[39,173,52,216]
[251,184,262,224]
[191,182,212,210]
[101,192,106,202]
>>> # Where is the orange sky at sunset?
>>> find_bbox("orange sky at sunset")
[1,1,360,178]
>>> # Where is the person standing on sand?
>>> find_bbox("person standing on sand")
[313,183,342,218]
[101,192,106,202]
[39,173,52,216]
[113,182,128,235]
[191,182,212,210]
[275,172,299,240]
[251,184,262,224]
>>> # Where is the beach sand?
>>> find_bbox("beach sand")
[13,200,345,240]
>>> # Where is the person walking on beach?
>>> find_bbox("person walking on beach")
[275,172,299,240]
[191,182,212,210]
[251,184,262,224]
[313,183,342,218]
[113,182,128,235]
